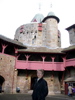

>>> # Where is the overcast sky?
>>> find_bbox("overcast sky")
[0,0,75,48]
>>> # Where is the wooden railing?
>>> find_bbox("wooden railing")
[66,58,75,67]
[15,60,64,71]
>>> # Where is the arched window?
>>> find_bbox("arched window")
[18,54,26,60]
[29,54,42,61]
[45,56,52,62]
[32,35,36,44]
[4,45,15,56]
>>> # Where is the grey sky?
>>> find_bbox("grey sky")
[0,0,75,47]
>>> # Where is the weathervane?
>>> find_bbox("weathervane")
[50,2,53,11]
[39,3,41,12]
[50,2,52,8]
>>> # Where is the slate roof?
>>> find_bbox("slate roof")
[42,11,60,23]
[1,35,75,53]
[0,35,26,48]
[66,24,75,30]
[17,46,64,54]
[62,45,75,52]
[64,77,75,82]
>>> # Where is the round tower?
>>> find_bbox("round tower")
[31,13,44,46]
[14,13,44,46]
[42,11,60,48]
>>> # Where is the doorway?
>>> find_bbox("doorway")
[0,75,5,92]
[31,77,37,90]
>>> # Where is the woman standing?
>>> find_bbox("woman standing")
[32,69,48,100]
[68,84,73,97]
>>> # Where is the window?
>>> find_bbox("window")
[34,36,36,39]
[35,30,37,33]
[27,31,28,34]
[31,31,33,33]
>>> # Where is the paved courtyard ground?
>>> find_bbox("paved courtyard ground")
[0,94,75,100]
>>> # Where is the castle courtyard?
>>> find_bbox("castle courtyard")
[0,94,75,100]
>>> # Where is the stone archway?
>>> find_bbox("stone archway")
[0,75,5,85]
[0,75,5,92]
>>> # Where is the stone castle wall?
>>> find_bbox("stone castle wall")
[17,76,30,93]
[16,70,61,94]
[0,53,16,93]
[44,72,61,95]
[0,53,75,94]
[15,23,38,46]
[45,18,58,48]
[68,28,75,44]
[14,19,61,48]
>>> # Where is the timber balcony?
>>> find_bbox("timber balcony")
[15,58,75,71]
[66,58,75,67]
[0,52,75,71]
[15,60,64,71]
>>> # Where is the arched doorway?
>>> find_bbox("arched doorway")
[0,75,5,93]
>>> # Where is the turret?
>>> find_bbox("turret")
[42,11,60,48]
[66,24,75,45]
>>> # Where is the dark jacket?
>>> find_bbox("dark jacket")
[32,78,48,100]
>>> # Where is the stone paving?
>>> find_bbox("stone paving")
[0,94,75,100]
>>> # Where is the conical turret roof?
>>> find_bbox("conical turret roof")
[42,11,60,23]
[31,13,44,23]
[47,11,55,16]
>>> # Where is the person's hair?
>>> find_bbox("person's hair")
[37,69,44,75]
